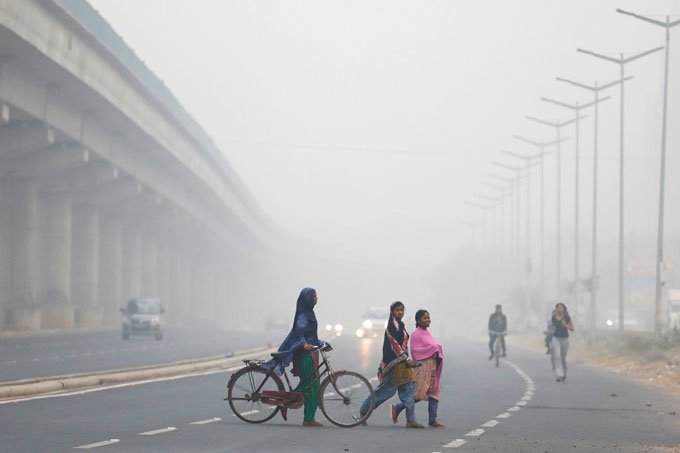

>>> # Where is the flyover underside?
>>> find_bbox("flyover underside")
[0,5,275,332]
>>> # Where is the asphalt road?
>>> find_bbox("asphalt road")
[0,326,284,382]
[0,334,678,452]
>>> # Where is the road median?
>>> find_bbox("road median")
[0,344,276,401]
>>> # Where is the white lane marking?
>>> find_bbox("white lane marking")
[3,360,17,365]
[28,358,40,362]
[190,418,221,425]
[232,410,259,417]
[73,439,120,449]
[481,419,499,427]
[516,401,527,406]
[508,406,520,412]
[443,439,467,448]
[139,427,176,436]
[521,395,531,401]
[0,365,244,405]
[323,392,335,397]
[48,356,60,360]
[497,412,511,419]
[464,428,485,437]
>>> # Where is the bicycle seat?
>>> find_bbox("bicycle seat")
[270,350,291,359]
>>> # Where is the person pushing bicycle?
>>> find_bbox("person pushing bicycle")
[488,304,507,360]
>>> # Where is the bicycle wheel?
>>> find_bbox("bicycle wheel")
[319,371,375,428]
[227,366,284,423]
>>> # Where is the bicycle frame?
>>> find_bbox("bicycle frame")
[238,346,338,407]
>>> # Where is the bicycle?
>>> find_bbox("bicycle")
[489,330,507,368]
[225,343,376,428]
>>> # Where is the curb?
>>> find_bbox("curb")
[0,344,276,401]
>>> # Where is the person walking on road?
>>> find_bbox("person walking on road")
[488,304,507,359]
[551,302,574,382]
[392,309,445,428]
[269,287,325,427]
[359,301,425,428]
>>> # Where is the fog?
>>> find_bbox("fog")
[89,0,680,338]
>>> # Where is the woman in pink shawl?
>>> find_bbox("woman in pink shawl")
[391,309,445,428]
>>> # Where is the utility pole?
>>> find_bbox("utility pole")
[617,8,680,334]
[526,115,582,302]
[541,96,608,316]
[576,46,663,332]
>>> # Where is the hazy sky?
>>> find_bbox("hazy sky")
[86,0,680,315]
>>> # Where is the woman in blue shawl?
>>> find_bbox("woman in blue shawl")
[273,287,325,427]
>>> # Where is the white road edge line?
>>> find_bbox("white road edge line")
[73,439,120,449]
[139,427,177,436]
[190,418,221,425]
[0,366,244,405]
[443,439,467,448]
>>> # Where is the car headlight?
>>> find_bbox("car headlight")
[606,319,614,327]
[362,319,373,329]
[356,329,364,338]
[334,323,343,332]
[325,324,333,331]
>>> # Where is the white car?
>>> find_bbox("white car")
[356,307,390,338]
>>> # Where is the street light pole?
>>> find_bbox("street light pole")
[526,115,582,301]
[490,170,533,286]
[495,158,540,321]
[617,9,680,334]
[556,76,632,333]
[576,46,663,332]
[512,136,568,319]
[541,96,609,315]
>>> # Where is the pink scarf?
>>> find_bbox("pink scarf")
[410,326,444,393]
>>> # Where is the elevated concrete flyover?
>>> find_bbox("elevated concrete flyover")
[0,0,279,331]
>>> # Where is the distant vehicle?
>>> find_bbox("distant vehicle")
[265,315,288,331]
[668,289,680,330]
[120,298,164,340]
[602,309,640,331]
[355,306,389,338]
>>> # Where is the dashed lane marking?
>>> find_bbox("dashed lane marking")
[507,406,520,412]
[464,428,485,437]
[190,418,221,425]
[73,439,120,449]
[521,395,531,401]
[139,427,177,436]
[516,401,527,406]
[496,412,511,419]
[481,420,499,428]
[443,439,467,448]
[232,410,259,417]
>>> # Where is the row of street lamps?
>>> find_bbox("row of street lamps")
[466,9,679,333]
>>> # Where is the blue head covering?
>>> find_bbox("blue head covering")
[265,288,323,374]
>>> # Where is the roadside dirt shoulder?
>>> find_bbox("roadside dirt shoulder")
[514,331,680,396]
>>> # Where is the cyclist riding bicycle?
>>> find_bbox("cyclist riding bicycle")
[488,304,507,360]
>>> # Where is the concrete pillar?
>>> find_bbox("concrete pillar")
[156,237,170,315]
[71,203,100,327]
[0,177,40,330]
[121,223,141,303]
[39,192,73,328]
[141,232,158,297]
[99,218,122,326]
